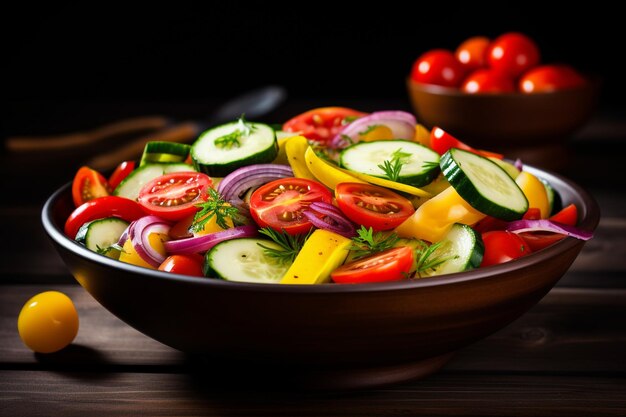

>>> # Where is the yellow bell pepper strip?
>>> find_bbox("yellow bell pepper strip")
[280,229,351,284]
[119,233,169,269]
[337,168,432,198]
[304,146,366,189]
[394,187,485,243]
[515,171,550,219]
[413,123,430,146]
[284,136,317,180]
[271,135,291,165]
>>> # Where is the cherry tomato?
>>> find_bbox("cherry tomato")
[487,32,540,78]
[335,183,414,231]
[461,68,515,94]
[18,291,79,353]
[71,166,110,207]
[549,203,578,226]
[430,127,503,159]
[158,255,204,277]
[410,49,466,88]
[65,195,146,239]
[249,177,333,235]
[282,107,366,143]
[108,161,136,190]
[455,36,490,71]
[331,246,414,284]
[523,207,542,220]
[480,231,532,267]
[519,65,586,93]
[137,172,212,221]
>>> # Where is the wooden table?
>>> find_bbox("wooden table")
[1,100,625,416]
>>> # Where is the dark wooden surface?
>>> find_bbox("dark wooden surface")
[1,100,625,416]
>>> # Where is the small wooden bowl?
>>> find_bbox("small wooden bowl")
[407,79,599,150]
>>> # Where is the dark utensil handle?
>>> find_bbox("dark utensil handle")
[87,122,200,171]
[5,116,171,152]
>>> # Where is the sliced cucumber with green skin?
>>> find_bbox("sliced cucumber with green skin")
[539,177,561,215]
[113,162,196,201]
[339,140,440,187]
[191,120,277,177]
[489,157,520,179]
[140,141,191,166]
[75,217,129,259]
[420,223,484,277]
[440,148,528,221]
[205,238,289,283]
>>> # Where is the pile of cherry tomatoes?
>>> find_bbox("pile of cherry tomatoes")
[410,32,586,94]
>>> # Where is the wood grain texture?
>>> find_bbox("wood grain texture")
[1,371,625,417]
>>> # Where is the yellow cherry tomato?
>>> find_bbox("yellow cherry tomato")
[18,291,79,353]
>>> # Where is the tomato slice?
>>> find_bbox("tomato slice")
[331,246,414,284]
[523,208,542,220]
[517,232,565,252]
[335,183,415,231]
[549,204,578,226]
[108,161,136,190]
[282,107,367,143]
[158,255,204,277]
[249,178,332,235]
[480,231,532,267]
[138,172,212,221]
[64,196,146,239]
[430,127,503,159]
[71,166,110,207]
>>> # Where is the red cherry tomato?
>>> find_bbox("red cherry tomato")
[429,127,503,159]
[158,255,204,277]
[249,177,333,235]
[65,196,146,239]
[71,166,110,207]
[108,161,136,190]
[282,107,366,143]
[487,32,540,78]
[549,204,578,226]
[410,49,466,88]
[480,231,532,267]
[331,246,414,284]
[455,36,490,71]
[522,208,542,220]
[335,183,414,231]
[519,65,586,93]
[461,68,515,94]
[137,172,212,221]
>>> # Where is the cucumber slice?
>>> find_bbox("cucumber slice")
[113,163,196,201]
[140,141,191,166]
[205,238,289,283]
[440,148,528,221]
[539,177,562,215]
[489,157,520,179]
[339,140,440,187]
[420,224,483,277]
[191,120,277,177]
[75,217,129,259]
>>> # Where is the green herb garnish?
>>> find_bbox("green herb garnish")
[96,245,110,255]
[342,115,361,125]
[421,160,440,171]
[377,148,411,182]
[412,240,458,278]
[349,226,400,260]
[214,115,256,149]
[257,228,312,265]
[191,188,240,232]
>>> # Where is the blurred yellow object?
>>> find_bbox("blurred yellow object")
[413,123,430,145]
[285,136,316,180]
[516,171,550,218]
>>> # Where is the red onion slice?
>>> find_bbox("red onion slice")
[217,164,293,209]
[164,225,258,254]
[304,202,357,237]
[330,111,416,149]
[514,158,523,171]
[129,216,172,267]
[116,222,132,247]
[506,219,593,241]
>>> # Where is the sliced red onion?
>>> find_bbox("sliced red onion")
[303,202,357,237]
[506,219,593,241]
[129,216,172,267]
[116,222,132,247]
[164,225,258,255]
[514,158,523,171]
[330,111,416,149]
[217,164,293,209]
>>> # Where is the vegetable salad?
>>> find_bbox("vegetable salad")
[65,108,593,284]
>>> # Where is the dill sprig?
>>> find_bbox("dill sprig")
[191,188,240,232]
[413,240,459,278]
[377,148,411,182]
[257,228,312,265]
[349,226,400,260]
[214,115,256,149]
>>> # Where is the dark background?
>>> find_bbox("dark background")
[3,4,624,135]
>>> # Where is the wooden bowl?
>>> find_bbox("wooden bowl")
[407,79,599,150]
[42,165,599,390]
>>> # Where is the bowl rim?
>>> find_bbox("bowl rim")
[406,77,600,99]
[42,165,600,294]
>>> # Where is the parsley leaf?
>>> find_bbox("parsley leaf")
[214,115,256,150]
[191,188,241,232]
[257,228,312,265]
[349,226,400,260]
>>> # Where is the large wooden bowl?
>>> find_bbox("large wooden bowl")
[42,166,599,389]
